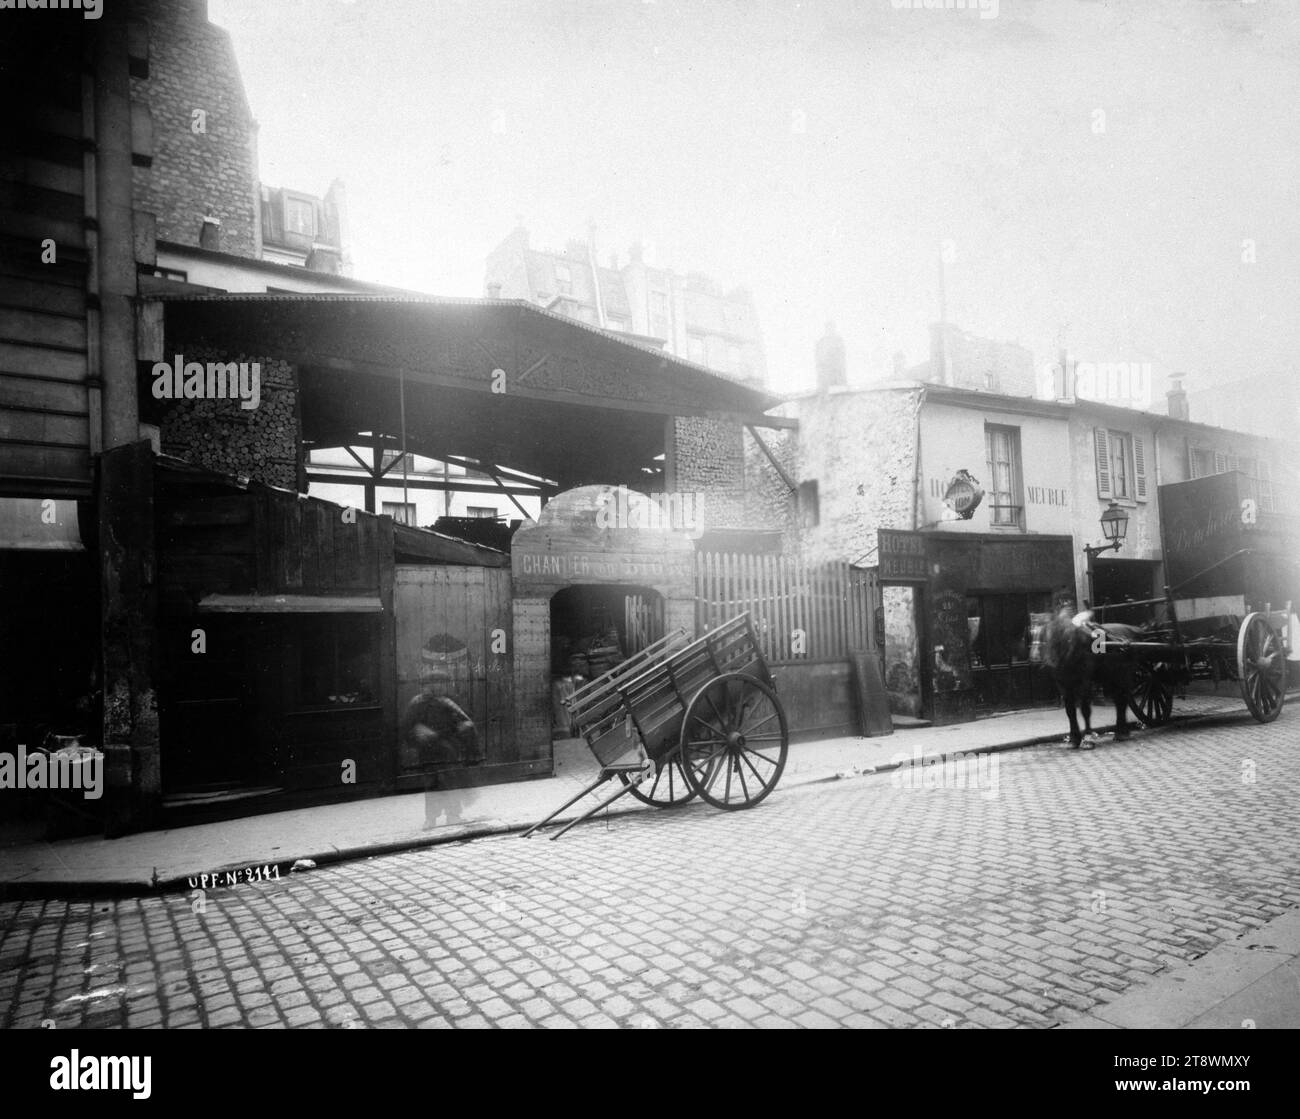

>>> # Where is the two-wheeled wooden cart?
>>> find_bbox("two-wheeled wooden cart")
[522,613,789,840]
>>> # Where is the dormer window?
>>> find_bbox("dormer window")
[285,196,315,238]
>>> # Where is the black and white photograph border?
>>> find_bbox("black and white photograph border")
[0,0,1297,1071]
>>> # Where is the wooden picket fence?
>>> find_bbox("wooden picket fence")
[695,552,877,665]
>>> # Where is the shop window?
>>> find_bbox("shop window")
[1093,428,1147,501]
[967,592,1051,670]
[295,617,378,709]
[688,335,706,364]
[984,424,1023,527]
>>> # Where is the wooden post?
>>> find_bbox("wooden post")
[99,441,160,836]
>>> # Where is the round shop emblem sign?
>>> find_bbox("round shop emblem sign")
[943,470,984,520]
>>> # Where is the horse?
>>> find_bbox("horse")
[1040,608,1143,748]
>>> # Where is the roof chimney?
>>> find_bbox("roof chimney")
[815,321,846,392]
[487,282,502,299]
[199,213,221,250]
[1167,374,1189,421]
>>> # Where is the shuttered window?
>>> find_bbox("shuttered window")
[1094,428,1146,501]
[1188,445,1277,513]
[1093,427,1111,498]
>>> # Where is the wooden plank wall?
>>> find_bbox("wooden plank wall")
[256,489,384,593]
[0,76,94,495]
[695,552,876,665]
[695,553,880,739]
[394,564,516,770]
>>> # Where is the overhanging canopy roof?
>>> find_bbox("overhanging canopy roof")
[152,294,781,492]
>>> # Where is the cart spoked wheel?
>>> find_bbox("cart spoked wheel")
[679,672,788,810]
[618,755,698,807]
[1128,661,1174,727]
[1238,613,1286,724]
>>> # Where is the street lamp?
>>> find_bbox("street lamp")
[1083,500,1130,606]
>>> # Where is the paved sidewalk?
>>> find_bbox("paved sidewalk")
[1061,906,1300,1030]
[0,692,1242,896]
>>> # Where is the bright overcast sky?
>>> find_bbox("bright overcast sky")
[209,0,1299,401]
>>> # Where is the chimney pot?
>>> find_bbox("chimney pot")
[199,214,221,250]
[1167,374,1189,421]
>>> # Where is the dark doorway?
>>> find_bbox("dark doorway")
[966,590,1057,710]
[0,552,99,745]
[548,584,663,736]
[161,617,261,795]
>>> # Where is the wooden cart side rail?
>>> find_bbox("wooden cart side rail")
[568,614,755,721]
[566,628,690,717]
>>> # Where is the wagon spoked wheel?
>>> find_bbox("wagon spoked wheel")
[1238,612,1286,724]
[679,672,788,810]
[1128,661,1174,727]
[618,755,698,807]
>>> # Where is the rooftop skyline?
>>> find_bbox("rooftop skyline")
[209,0,1299,418]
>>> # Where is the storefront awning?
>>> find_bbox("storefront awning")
[0,498,84,551]
[196,593,382,613]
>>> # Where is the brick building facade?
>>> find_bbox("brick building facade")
[130,0,260,258]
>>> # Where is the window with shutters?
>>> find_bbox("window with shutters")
[1189,444,1278,513]
[1189,446,1212,479]
[984,424,1023,527]
[1093,428,1146,501]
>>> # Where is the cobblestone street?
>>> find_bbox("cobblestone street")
[3,714,1297,1029]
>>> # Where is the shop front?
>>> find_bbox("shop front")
[878,529,1076,723]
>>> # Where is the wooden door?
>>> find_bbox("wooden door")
[394,565,514,766]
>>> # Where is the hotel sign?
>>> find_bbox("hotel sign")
[878,529,931,582]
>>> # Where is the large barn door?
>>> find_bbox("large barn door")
[394,565,514,769]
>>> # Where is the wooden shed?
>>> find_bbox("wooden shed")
[154,455,507,816]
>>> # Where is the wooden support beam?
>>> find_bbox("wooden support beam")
[744,413,798,430]
[485,463,536,522]
[440,453,556,490]
[745,424,798,496]
[305,470,543,496]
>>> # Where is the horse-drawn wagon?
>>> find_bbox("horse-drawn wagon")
[523,613,789,839]
[1077,473,1295,730]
